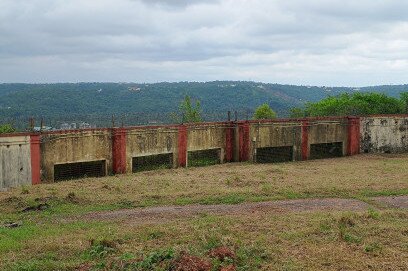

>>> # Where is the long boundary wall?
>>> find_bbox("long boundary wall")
[1,114,407,189]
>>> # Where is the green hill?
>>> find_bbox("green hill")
[0,81,407,129]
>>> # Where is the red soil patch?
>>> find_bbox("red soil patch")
[172,252,212,271]
[75,263,92,271]
[208,246,236,261]
[220,265,236,271]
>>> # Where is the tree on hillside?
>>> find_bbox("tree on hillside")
[400,92,408,113]
[179,95,202,123]
[253,103,277,119]
[289,107,305,118]
[0,124,16,134]
[291,92,404,117]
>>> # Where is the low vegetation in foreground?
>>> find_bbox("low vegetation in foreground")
[0,154,407,270]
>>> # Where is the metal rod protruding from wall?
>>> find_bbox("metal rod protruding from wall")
[29,117,35,132]
[40,118,44,132]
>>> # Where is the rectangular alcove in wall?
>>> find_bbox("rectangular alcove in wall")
[132,153,173,172]
[188,148,221,167]
[54,160,106,181]
[310,142,343,159]
[256,146,294,163]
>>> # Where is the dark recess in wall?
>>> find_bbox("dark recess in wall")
[132,153,173,172]
[256,146,294,163]
[310,142,343,159]
[54,160,106,181]
[188,149,220,167]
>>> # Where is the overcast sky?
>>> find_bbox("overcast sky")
[1,0,408,86]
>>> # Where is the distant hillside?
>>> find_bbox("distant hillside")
[0,81,407,129]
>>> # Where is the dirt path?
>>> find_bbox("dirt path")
[373,195,408,209]
[80,196,408,225]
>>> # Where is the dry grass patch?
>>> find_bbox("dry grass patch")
[1,209,407,270]
[1,154,408,216]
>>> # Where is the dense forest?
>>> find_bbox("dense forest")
[0,81,407,130]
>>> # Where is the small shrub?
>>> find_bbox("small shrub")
[20,186,30,195]
[342,233,362,244]
[338,215,355,228]
[84,239,117,260]
[129,248,174,270]
[364,242,382,253]
[367,208,380,219]
[147,230,164,240]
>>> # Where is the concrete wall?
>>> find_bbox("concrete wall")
[307,119,349,156]
[0,135,32,190]
[249,121,302,161]
[187,124,227,162]
[40,130,112,181]
[3,114,408,189]
[126,126,179,170]
[360,116,408,153]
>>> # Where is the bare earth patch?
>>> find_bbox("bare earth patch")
[83,198,371,224]
[373,195,408,209]
[1,154,407,215]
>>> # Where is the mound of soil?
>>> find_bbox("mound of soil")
[65,192,83,204]
[22,203,49,212]
[75,263,92,271]
[1,196,25,209]
[220,265,236,271]
[208,246,236,261]
[171,252,212,271]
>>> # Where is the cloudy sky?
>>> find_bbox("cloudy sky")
[1,0,408,86]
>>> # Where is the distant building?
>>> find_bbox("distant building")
[128,86,141,92]
[60,122,96,130]
[79,122,94,129]
[33,126,53,132]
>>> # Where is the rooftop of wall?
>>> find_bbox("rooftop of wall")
[360,114,408,118]
[41,128,111,136]
[2,114,408,137]
[0,132,32,138]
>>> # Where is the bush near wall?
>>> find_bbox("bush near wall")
[291,92,406,117]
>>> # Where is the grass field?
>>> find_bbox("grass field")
[0,154,407,270]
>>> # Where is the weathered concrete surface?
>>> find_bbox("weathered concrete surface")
[41,130,112,181]
[307,119,348,156]
[187,124,226,162]
[10,116,408,184]
[0,136,32,190]
[126,127,179,171]
[249,122,302,161]
[361,116,408,153]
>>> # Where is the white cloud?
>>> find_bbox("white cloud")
[0,0,407,86]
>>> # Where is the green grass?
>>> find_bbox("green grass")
[3,210,406,270]
[0,154,407,270]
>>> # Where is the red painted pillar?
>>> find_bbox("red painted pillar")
[178,125,187,167]
[225,124,234,162]
[301,120,309,160]
[30,134,41,185]
[347,116,360,156]
[239,122,250,162]
[112,128,127,174]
